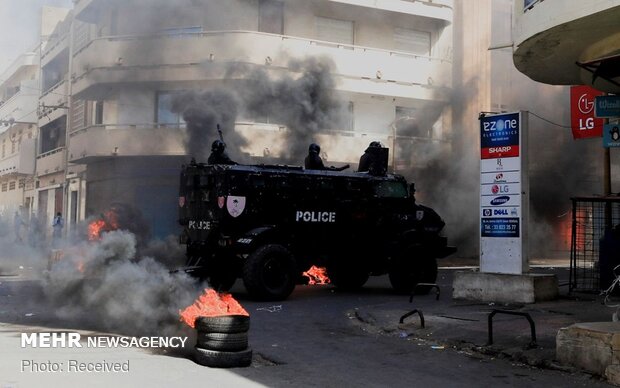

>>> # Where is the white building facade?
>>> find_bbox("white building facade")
[62,0,454,238]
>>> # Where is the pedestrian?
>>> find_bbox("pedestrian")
[52,212,64,247]
[13,210,25,243]
[28,213,41,248]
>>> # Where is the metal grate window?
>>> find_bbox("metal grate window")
[570,197,620,293]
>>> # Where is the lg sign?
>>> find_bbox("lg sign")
[570,85,604,139]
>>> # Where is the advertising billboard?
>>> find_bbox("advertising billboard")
[480,112,528,274]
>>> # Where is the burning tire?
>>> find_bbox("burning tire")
[194,346,252,368]
[242,244,297,301]
[195,315,250,334]
[389,249,438,294]
[197,332,248,352]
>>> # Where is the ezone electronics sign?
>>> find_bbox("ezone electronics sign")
[480,113,520,159]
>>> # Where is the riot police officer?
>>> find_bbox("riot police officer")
[358,141,381,172]
[208,140,237,165]
[304,143,350,171]
[304,143,325,170]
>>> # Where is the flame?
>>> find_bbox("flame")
[88,220,106,241]
[179,288,249,329]
[303,265,330,285]
[88,210,121,241]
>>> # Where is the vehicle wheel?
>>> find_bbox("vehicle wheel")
[328,259,369,291]
[195,315,250,333]
[242,244,297,301]
[389,249,438,294]
[197,331,248,352]
[194,346,252,368]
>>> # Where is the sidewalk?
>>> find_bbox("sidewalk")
[354,267,614,375]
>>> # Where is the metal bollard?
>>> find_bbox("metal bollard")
[487,309,537,348]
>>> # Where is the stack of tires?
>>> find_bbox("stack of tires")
[194,315,252,368]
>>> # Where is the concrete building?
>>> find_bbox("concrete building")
[64,0,454,238]
[513,0,620,94]
[37,6,73,233]
[0,53,38,220]
[444,0,605,258]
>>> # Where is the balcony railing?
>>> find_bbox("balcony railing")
[0,80,39,123]
[41,32,69,62]
[68,123,186,162]
[329,0,453,21]
[0,139,36,176]
[71,30,452,97]
[36,146,66,177]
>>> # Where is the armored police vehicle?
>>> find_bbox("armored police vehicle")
[179,158,455,301]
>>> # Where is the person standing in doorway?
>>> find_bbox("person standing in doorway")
[52,212,64,247]
[13,210,25,243]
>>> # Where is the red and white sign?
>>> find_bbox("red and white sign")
[570,85,604,139]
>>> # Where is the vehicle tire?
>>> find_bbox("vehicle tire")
[328,261,369,291]
[242,244,297,301]
[389,249,437,294]
[195,315,250,333]
[197,331,248,352]
[194,346,252,368]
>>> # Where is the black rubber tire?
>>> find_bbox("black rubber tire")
[197,331,248,352]
[389,249,438,294]
[194,346,252,368]
[242,244,297,301]
[195,315,250,334]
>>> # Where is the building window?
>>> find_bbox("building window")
[94,101,104,125]
[1,183,6,192]
[259,0,283,34]
[11,140,15,154]
[395,106,430,138]
[342,101,354,131]
[40,116,67,154]
[156,91,185,126]
[18,179,25,188]
[315,16,354,46]
[8,181,15,191]
[161,26,203,36]
[394,28,430,56]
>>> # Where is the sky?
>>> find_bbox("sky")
[0,0,73,75]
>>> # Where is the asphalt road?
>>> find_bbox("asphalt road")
[0,266,612,388]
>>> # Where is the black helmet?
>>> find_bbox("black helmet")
[211,140,225,153]
[366,141,381,152]
[309,143,320,154]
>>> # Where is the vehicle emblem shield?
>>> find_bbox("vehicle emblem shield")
[227,196,246,218]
